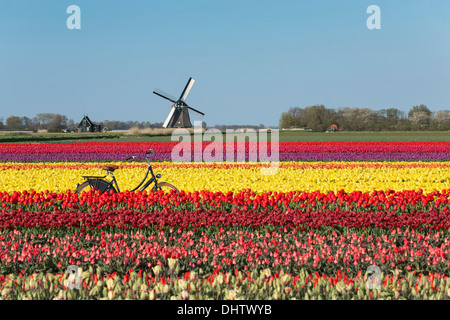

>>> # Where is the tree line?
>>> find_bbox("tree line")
[279,105,450,131]
[0,113,261,132]
[0,113,167,132]
[2,105,449,132]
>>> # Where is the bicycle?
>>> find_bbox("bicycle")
[75,148,179,195]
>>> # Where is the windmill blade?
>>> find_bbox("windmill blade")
[163,106,176,128]
[179,77,195,101]
[153,89,177,103]
[187,105,205,116]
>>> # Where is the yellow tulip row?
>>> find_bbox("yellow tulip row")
[0,161,448,194]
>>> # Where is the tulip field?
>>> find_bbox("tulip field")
[1,139,450,300]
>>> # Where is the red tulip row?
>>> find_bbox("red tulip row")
[2,207,450,231]
[1,189,450,213]
[0,227,449,277]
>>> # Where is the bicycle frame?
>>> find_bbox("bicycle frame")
[83,154,160,193]
[126,157,160,192]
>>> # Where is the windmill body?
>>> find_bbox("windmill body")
[153,77,205,128]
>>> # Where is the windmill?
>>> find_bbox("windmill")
[153,77,205,128]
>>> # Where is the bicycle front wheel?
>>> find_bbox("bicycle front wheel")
[75,180,117,195]
[153,182,179,194]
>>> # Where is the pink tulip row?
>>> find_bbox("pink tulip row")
[1,141,449,154]
[0,227,449,276]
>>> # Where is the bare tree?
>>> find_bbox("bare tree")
[67,119,75,130]
[47,114,68,131]
[34,113,56,129]
[21,117,34,131]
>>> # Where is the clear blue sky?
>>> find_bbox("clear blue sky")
[1,0,449,127]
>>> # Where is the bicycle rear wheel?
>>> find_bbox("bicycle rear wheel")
[153,182,179,194]
[75,180,117,195]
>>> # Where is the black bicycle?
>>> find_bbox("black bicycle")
[75,148,178,195]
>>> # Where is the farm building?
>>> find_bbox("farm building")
[77,115,102,132]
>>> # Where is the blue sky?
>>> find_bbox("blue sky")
[1,0,449,127]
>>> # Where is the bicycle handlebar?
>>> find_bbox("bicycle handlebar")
[125,149,155,163]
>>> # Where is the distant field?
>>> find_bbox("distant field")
[278,131,450,142]
[0,130,449,143]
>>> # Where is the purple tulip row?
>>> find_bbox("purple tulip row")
[0,152,449,162]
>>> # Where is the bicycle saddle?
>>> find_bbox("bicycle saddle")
[102,165,119,172]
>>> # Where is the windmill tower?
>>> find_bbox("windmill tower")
[153,77,205,128]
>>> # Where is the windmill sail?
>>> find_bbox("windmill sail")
[187,105,205,116]
[153,89,177,103]
[163,106,176,128]
[179,78,195,101]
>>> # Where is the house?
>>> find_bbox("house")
[77,115,102,133]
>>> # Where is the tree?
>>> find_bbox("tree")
[67,119,75,130]
[301,105,337,132]
[337,107,377,131]
[408,105,431,119]
[47,114,68,131]
[382,108,404,130]
[21,117,34,131]
[408,105,432,130]
[386,108,404,120]
[5,116,22,130]
[409,112,431,130]
[279,107,304,129]
[34,113,56,129]
[279,105,338,131]
[432,110,450,130]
